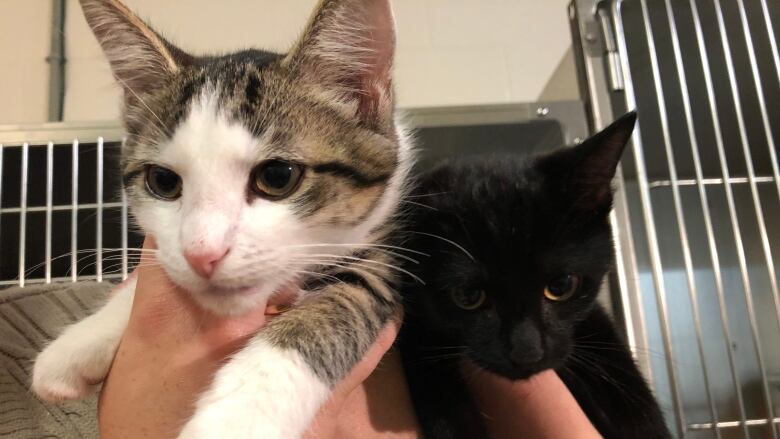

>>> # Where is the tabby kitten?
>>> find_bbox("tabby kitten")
[399,113,671,439]
[32,0,412,437]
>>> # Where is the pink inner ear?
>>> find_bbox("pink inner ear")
[360,0,396,78]
[288,0,397,123]
[356,0,396,126]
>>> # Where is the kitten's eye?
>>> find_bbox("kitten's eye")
[451,289,487,311]
[544,275,581,302]
[145,165,182,201]
[252,160,304,199]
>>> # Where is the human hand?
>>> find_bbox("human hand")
[98,237,420,438]
[465,364,601,438]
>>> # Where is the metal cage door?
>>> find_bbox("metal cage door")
[571,0,780,437]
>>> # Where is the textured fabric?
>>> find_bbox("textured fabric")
[0,282,111,439]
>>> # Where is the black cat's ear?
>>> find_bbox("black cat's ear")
[79,0,192,104]
[284,0,396,129]
[538,112,637,210]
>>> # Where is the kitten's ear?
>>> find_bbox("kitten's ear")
[284,0,396,129]
[79,0,192,102]
[539,112,637,209]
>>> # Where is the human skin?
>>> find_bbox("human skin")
[465,365,602,439]
[98,238,597,438]
[97,238,420,438]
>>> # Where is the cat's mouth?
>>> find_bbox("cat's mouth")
[210,285,264,296]
[485,358,559,380]
[462,355,549,381]
[466,349,569,381]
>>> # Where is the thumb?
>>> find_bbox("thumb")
[330,316,402,404]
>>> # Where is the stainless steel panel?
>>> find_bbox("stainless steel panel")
[572,0,780,436]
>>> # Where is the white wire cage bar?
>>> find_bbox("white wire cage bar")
[0,122,136,287]
[572,0,780,437]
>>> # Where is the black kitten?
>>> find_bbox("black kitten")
[399,113,671,439]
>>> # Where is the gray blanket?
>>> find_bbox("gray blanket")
[0,282,111,438]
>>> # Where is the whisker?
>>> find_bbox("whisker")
[414,353,464,364]
[400,200,438,212]
[114,77,169,137]
[289,254,425,285]
[403,191,450,199]
[407,231,475,262]
[23,248,151,276]
[286,261,398,288]
[288,260,385,278]
[279,243,429,257]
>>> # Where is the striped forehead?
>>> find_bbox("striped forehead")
[158,92,262,173]
[121,56,399,192]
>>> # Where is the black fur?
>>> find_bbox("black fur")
[399,113,671,439]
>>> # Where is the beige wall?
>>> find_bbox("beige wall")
[0,1,52,124]
[2,0,577,124]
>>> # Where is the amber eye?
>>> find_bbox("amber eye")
[252,160,304,199]
[544,275,581,302]
[145,165,182,200]
[451,289,487,311]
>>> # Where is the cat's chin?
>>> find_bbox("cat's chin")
[188,282,300,317]
[188,289,266,316]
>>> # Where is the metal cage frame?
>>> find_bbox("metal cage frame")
[0,122,128,287]
[571,0,780,437]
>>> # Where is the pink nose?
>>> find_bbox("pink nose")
[184,248,229,279]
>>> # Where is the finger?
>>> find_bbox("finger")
[139,235,168,278]
[330,318,401,402]
[143,235,157,249]
[306,318,409,438]
[130,235,271,341]
[127,235,206,335]
[107,270,138,299]
[135,236,170,285]
[105,237,151,299]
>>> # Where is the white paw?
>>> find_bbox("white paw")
[177,342,330,439]
[32,278,135,402]
[178,405,286,439]
[31,330,116,402]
